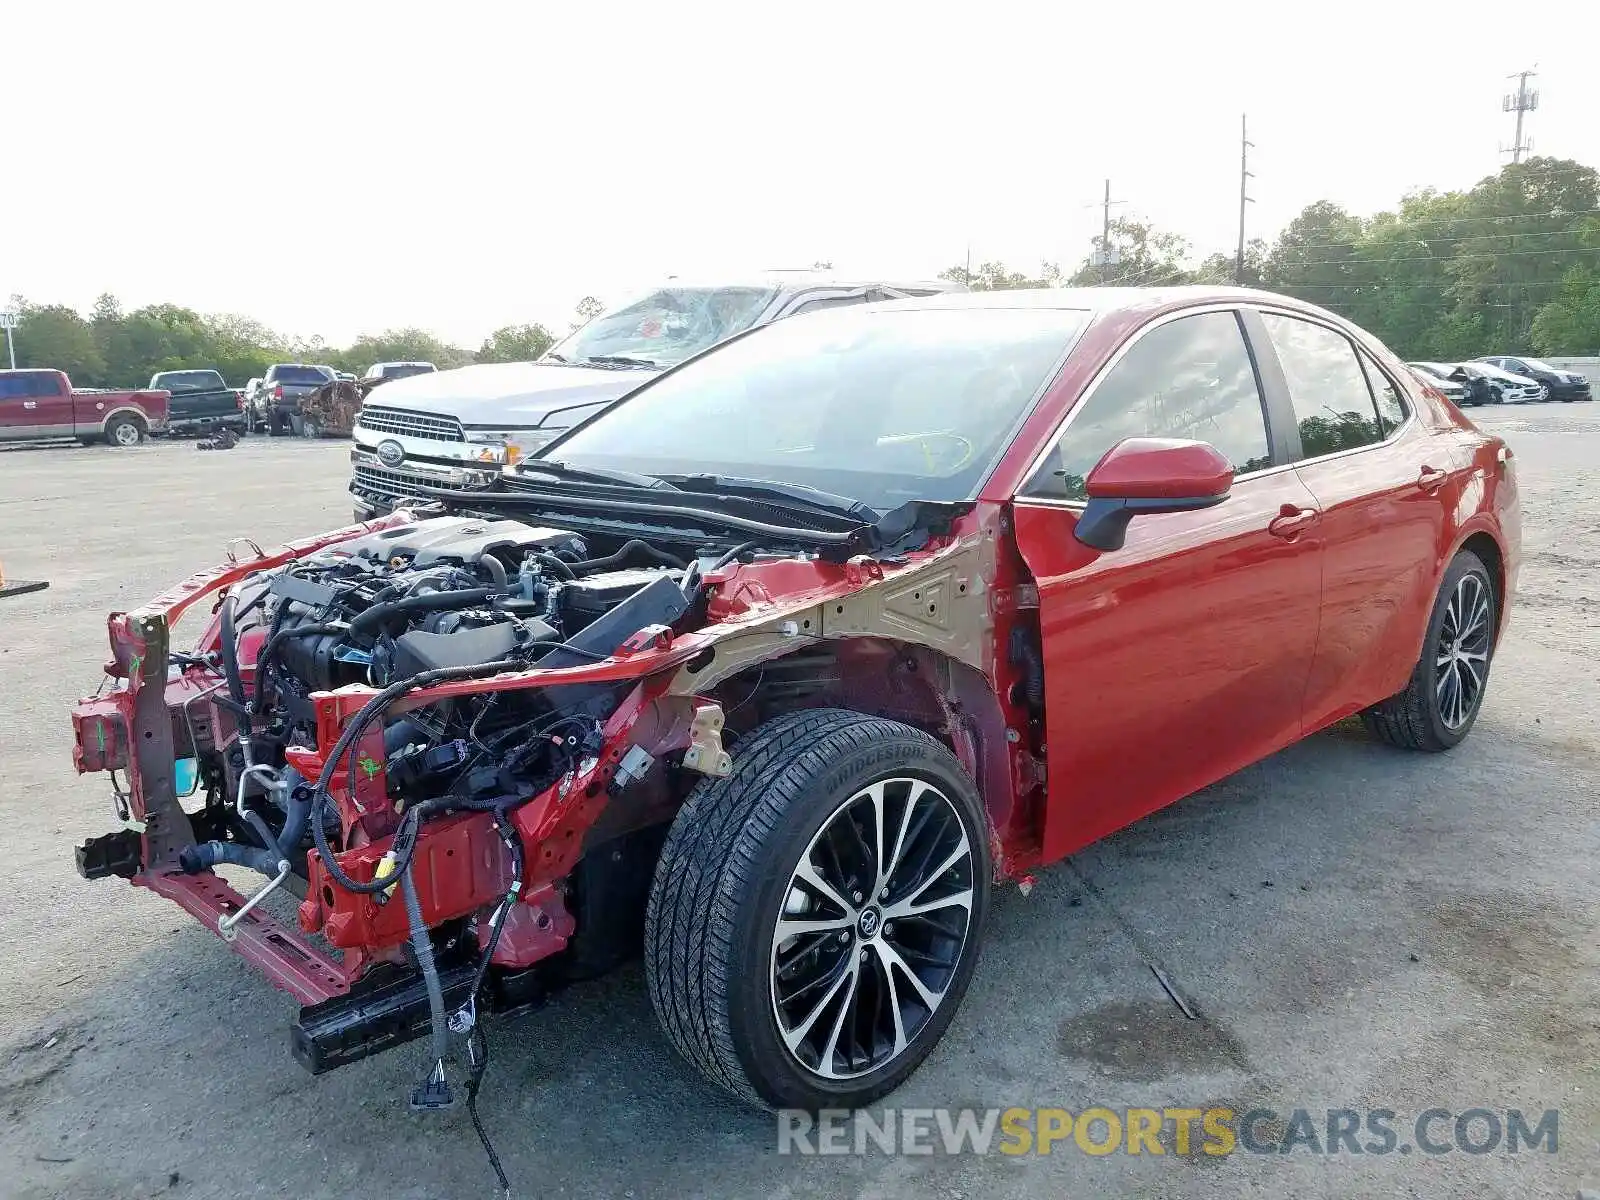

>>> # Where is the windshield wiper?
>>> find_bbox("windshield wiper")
[656,474,878,522]
[579,355,660,369]
[514,459,679,490]
[542,353,570,364]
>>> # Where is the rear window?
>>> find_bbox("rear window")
[0,371,62,399]
[155,371,224,392]
[382,364,435,380]
[272,366,332,385]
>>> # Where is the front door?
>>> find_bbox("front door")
[1010,309,1325,860]
[0,371,73,440]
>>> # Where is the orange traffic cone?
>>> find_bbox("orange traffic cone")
[0,556,48,599]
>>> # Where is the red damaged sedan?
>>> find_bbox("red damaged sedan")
[72,288,1518,1124]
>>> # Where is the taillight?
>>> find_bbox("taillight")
[235,390,245,410]
[274,384,284,400]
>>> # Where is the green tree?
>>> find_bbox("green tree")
[1531,263,1600,354]
[1066,218,1192,287]
[937,261,1061,290]
[337,328,471,373]
[7,301,106,382]
[475,323,557,363]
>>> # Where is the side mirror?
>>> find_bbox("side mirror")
[1074,437,1234,552]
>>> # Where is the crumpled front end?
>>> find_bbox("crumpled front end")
[69,510,731,1073]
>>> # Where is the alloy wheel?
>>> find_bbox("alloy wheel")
[770,776,974,1081]
[1436,572,1492,729]
[113,422,141,446]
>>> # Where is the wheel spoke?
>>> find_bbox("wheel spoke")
[885,834,970,919]
[873,946,910,1059]
[816,960,862,1077]
[793,858,854,917]
[875,938,945,1012]
[878,781,929,895]
[781,958,855,1054]
[886,884,973,922]
[775,913,854,945]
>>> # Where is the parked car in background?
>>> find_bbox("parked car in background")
[1466,361,1545,404]
[1407,362,1473,406]
[148,369,248,436]
[347,274,966,520]
[363,361,437,386]
[248,363,336,436]
[69,287,1519,1133]
[1472,355,1592,402]
[0,369,170,445]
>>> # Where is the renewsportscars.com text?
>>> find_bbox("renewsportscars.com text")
[777,1106,1559,1157]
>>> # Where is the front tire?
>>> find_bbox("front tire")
[645,708,990,1110]
[1362,550,1497,751]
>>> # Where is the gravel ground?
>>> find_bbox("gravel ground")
[1,408,1597,1200]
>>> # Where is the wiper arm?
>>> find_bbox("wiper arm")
[580,355,660,369]
[513,459,679,490]
[657,474,878,521]
[542,353,570,364]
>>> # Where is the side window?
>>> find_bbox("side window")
[1023,311,1272,500]
[1259,313,1384,460]
[1360,355,1409,435]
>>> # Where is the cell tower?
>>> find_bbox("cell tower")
[1501,69,1539,163]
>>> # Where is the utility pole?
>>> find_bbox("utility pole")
[1236,113,1255,285]
[1094,180,1123,284]
[1501,68,1539,163]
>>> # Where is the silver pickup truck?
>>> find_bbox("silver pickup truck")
[348,274,963,520]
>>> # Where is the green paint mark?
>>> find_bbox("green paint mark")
[128,653,145,679]
[359,755,380,781]
[96,721,107,755]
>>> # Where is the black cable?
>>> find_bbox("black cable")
[569,538,687,572]
[253,622,344,713]
[466,1024,510,1199]
[461,810,521,1199]
[310,641,610,895]
[216,595,249,714]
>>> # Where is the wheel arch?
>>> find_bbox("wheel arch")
[100,406,150,436]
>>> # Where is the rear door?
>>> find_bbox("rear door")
[1249,309,1454,729]
[1011,308,1325,860]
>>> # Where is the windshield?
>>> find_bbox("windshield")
[1518,357,1557,372]
[543,305,1087,510]
[543,286,779,368]
[273,366,332,386]
[381,364,435,380]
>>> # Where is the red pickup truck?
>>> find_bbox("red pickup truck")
[0,369,170,446]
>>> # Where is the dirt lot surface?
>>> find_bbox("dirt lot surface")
[1,410,1597,1200]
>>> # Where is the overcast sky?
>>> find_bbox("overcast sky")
[5,1,1596,346]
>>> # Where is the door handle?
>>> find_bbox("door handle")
[1268,506,1319,539]
[1417,466,1447,492]
[22,401,37,410]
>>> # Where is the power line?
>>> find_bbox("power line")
[1266,245,1600,268]
[1280,226,1598,254]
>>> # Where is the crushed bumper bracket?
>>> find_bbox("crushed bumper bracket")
[75,829,144,880]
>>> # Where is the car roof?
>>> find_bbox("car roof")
[650,272,967,297]
[837,283,1346,319]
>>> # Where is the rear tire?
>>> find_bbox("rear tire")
[104,415,146,447]
[267,412,283,437]
[645,708,991,1111]
[1362,550,1497,752]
